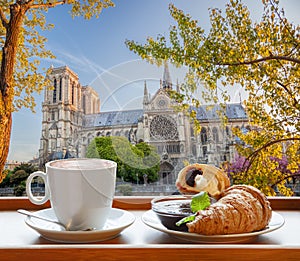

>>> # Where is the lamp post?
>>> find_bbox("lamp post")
[143,174,148,186]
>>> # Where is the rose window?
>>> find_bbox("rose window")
[150,115,178,140]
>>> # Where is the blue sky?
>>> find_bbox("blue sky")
[8,0,300,162]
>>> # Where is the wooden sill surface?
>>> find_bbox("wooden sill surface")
[0,197,299,261]
[1,196,300,211]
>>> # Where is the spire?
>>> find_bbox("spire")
[162,60,172,90]
[143,80,149,104]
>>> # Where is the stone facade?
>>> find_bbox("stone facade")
[39,65,248,185]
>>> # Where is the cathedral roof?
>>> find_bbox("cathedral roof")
[84,109,144,127]
[83,103,246,128]
[194,103,248,121]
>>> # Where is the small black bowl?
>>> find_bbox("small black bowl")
[151,195,193,232]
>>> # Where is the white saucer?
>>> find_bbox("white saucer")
[24,208,135,243]
[142,210,284,243]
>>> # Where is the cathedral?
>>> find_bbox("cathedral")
[39,65,248,185]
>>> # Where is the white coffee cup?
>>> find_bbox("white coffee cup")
[26,158,117,231]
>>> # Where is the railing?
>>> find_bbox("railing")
[0,187,45,196]
[1,183,300,196]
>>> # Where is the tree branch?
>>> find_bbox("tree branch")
[277,81,299,107]
[0,7,8,28]
[269,0,299,49]
[271,173,300,189]
[219,55,300,66]
[30,0,66,9]
[243,137,300,173]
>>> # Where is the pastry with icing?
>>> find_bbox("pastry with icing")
[175,163,230,197]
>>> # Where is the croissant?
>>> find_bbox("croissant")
[187,185,272,235]
[176,164,230,197]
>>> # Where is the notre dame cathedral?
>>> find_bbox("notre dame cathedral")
[39,65,248,185]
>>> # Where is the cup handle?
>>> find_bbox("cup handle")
[26,171,50,205]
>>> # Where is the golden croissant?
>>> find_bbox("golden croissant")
[187,185,272,235]
[176,164,230,197]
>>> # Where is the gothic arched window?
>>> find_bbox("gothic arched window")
[77,84,80,107]
[212,127,219,142]
[53,79,57,103]
[200,127,207,144]
[59,78,62,101]
[83,95,86,114]
[190,127,194,137]
[192,144,197,156]
[226,126,230,136]
[71,82,75,105]
[202,146,208,157]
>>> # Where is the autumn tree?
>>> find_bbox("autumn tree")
[126,0,300,195]
[0,169,8,184]
[0,0,114,174]
[0,162,38,196]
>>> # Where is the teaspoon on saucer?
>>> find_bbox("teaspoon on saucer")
[17,209,95,231]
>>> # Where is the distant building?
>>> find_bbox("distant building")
[4,160,22,171]
[39,65,248,184]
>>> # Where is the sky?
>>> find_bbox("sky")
[8,0,300,162]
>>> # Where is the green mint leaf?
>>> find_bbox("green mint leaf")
[176,191,211,227]
[176,214,196,226]
[190,191,211,213]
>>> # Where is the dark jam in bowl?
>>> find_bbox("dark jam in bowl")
[152,200,192,215]
[151,197,193,232]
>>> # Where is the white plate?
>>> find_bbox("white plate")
[24,208,135,243]
[142,210,284,243]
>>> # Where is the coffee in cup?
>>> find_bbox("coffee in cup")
[26,158,117,231]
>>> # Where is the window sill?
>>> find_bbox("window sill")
[0,196,299,260]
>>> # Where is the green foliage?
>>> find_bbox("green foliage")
[10,169,28,186]
[0,163,38,188]
[12,163,38,175]
[14,184,26,197]
[117,184,133,196]
[126,0,300,196]
[85,139,99,158]
[86,136,160,183]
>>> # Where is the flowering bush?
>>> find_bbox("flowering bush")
[226,153,300,196]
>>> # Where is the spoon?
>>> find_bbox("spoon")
[17,209,67,230]
[18,209,96,231]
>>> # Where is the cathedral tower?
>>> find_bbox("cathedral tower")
[39,66,100,165]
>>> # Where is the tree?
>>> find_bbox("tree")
[135,141,161,183]
[0,168,9,184]
[0,163,37,187]
[226,153,300,196]
[0,162,39,195]
[12,162,37,174]
[86,136,160,183]
[10,169,28,186]
[0,0,114,175]
[125,0,300,195]
[85,138,99,159]
[0,170,11,188]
